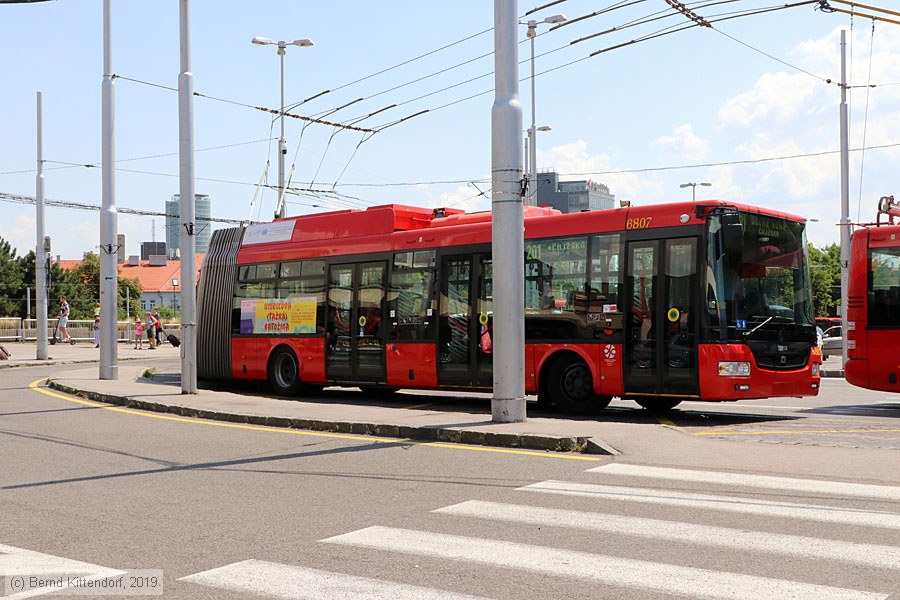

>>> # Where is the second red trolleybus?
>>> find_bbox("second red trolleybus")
[197,200,821,414]
[846,195,900,393]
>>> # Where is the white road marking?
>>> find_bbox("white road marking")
[434,500,900,569]
[0,543,123,599]
[322,526,886,600]
[588,463,900,501]
[521,481,900,529]
[178,559,489,600]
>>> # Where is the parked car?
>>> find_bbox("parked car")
[815,316,842,331]
[821,325,842,359]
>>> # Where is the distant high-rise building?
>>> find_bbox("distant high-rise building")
[534,171,616,213]
[166,194,211,257]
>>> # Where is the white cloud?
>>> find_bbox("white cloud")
[0,214,36,257]
[653,124,710,162]
[718,72,821,127]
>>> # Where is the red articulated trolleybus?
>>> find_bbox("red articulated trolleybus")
[197,200,821,415]
[846,195,900,393]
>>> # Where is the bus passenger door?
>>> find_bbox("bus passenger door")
[438,254,493,388]
[326,261,387,384]
[475,256,493,388]
[623,238,699,397]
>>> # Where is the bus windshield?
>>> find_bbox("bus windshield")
[705,211,814,341]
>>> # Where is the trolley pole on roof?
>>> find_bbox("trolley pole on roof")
[178,0,198,394]
[491,0,526,423]
[99,0,119,380]
[839,30,850,369]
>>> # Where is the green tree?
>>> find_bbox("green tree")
[59,252,100,319]
[0,237,24,317]
[808,243,841,317]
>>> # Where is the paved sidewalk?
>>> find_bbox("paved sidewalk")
[0,339,180,369]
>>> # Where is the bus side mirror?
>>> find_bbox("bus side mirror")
[721,213,744,254]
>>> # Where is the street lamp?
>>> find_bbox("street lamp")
[680,181,712,201]
[525,125,551,205]
[251,36,314,220]
[522,14,566,206]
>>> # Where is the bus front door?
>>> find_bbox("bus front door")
[623,237,699,398]
[438,254,493,388]
[326,261,387,384]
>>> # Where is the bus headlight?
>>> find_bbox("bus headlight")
[811,363,820,376]
[718,361,750,376]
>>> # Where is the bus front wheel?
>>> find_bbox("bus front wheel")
[268,347,303,396]
[634,397,682,411]
[545,355,612,415]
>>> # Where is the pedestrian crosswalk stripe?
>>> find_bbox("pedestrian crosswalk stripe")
[434,500,900,569]
[178,559,490,600]
[520,481,900,529]
[588,464,900,501]
[322,526,886,600]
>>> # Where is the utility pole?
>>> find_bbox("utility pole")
[99,0,118,380]
[35,92,48,360]
[491,0,526,423]
[178,0,198,394]
[839,29,851,368]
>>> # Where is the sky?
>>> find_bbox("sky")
[2,0,899,261]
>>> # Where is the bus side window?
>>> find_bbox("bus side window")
[590,234,623,339]
[389,251,436,341]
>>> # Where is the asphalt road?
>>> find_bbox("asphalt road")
[2,363,899,599]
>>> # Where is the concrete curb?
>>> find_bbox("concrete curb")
[0,355,160,370]
[46,379,620,456]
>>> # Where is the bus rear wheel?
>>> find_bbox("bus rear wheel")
[268,347,303,396]
[546,355,612,415]
[634,397,682,411]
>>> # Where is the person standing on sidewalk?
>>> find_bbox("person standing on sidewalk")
[145,311,157,349]
[134,316,144,349]
[151,306,164,346]
[57,296,74,344]
[93,302,101,348]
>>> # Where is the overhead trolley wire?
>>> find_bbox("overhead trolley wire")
[817,0,900,25]
[112,74,374,133]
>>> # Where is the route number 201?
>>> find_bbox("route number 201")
[626,216,653,230]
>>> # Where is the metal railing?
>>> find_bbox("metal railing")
[0,318,182,343]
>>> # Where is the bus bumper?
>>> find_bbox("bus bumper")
[698,344,821,400]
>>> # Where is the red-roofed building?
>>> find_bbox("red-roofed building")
[118,255,204,312]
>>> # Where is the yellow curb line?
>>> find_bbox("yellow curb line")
[28,379,601,462]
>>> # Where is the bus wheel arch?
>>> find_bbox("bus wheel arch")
[540,350,611,415]
[267,345,303,396]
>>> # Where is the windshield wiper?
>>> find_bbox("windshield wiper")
[743,315,774,338]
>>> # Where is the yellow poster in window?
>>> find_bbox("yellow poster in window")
[288,296,318,333]
[240,296,318,334]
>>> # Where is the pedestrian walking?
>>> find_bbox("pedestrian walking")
[134,316,144,349]
[93,302,101,348]
[57,295,74,344]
